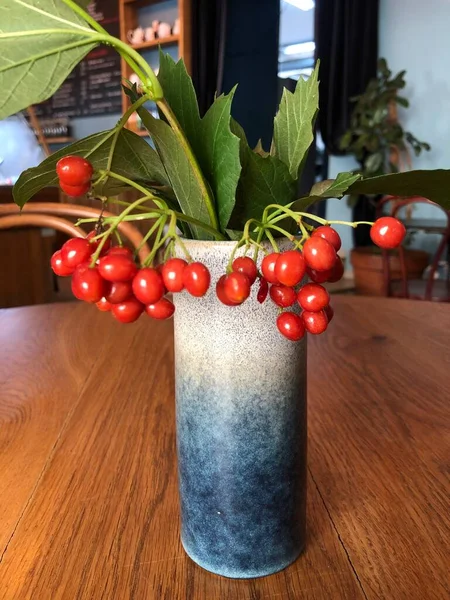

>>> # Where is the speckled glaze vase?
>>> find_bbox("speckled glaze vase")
[173,240,307,579]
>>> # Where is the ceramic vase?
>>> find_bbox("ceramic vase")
[173,240,307,579]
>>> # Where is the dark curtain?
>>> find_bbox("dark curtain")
[315,0,379,244]
[191,0,228,116]
[315,0,379,154]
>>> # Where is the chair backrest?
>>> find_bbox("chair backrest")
[377,196,450,300]
[0,202,151,263]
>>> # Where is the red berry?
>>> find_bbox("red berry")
[51,249,74,276]
[327,256,345,283]
[306,267,331,283]
[297,283,330,312]
[71,264,106,303]
[232,257,258,285]
[257,277,269,304]
[104,280,133,304]
[162,258,187,293]
[324,304,334,323]
[261,253,280,284]
[61,237,92,269]
[98,254,138,282]
[275,250,306,287]
[216,275,240,306]
[223,272,251,304]
[86,231,111,256]
[303,237,337,272]
[269,284,297,308]
[132,268,165,304]
[370,217,406,249]
[96,297,112,312]
[111,297,144,323]
[183,262,210,297]
[302,309,328,335]
[312,226,342,251]
[145,298,175,320]
[59,180,90,197]
[277,312,305,342]
[107,246,133,258]
[56,155,93,186]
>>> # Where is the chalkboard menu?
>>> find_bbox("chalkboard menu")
[32,0,122,119]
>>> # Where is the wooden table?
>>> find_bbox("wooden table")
[0,298,449,600]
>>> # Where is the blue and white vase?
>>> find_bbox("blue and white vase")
[173,240,307,579]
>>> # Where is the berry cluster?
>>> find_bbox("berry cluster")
[51,239,211,324]
[56,155,93,197]
[216,226,343,341]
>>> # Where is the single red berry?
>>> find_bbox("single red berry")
[183,262,211,297]
[111,297,144,324]
[107,246,133,258]
[275,250,306,287]
[51,249,74,276]
[96,297,112,312]
[370,217,406,249]
[145,297,175,320]
[162,258,187,293]
[303,237,337,272]
[261,253,280,284]
[132,268,165,304]
[327,256,345,283]
[61,237,92,269]
[277,312,305,342]
[223,272,251,305]
[98,254,138,282]
[232,256,258,285]
[306,266,330,284]
[312,226,342,252]
[86,231,111,256]
[297,283,330,312]
[257,277,269,303]
[104,280,133,304]
[216,275,240,306]
[324,304,334,323]
[302,309,328,335]
[269,284,297,308]
[59,180,90,197]
[56,155,93,186]
[71,264,106,303]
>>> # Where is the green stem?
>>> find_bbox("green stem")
[265,229,279,253]
[62,0,109,35]
[98,171,166,209]
[157,98,219,231]
[136,216,166,255]
[267,224,295,241]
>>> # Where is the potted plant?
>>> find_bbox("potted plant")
[339,58,431,295]
[2,0,450,579]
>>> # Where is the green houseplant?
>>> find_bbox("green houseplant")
[2,0,450,579]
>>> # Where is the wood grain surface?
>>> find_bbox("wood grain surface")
[0,298,448,600]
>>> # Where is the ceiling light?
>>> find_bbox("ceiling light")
[283,41,315,56]
[283,0,315,11]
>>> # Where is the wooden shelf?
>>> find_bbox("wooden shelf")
[47,137,74,144]
[130,34,179,51]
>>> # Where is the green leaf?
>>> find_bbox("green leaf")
[136,112,215,239]
[194,90,241,230]
[292,172,362,212]
[0,0,100,119]
[229,151,296,228]
[272,63,319,179]
[157,54,241,230]
[364,152,383,174]
[13,129,169,208]
[347,170,450,210]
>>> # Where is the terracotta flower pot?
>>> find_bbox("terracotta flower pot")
[173,240,307,578]
[351,246,429,296]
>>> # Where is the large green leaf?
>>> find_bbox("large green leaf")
[13,129,169,208]
[292,172,362,212]
[136,112,215,240]
[0,0,100,119]
[272,63,319,180]
[347,170,450,210]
